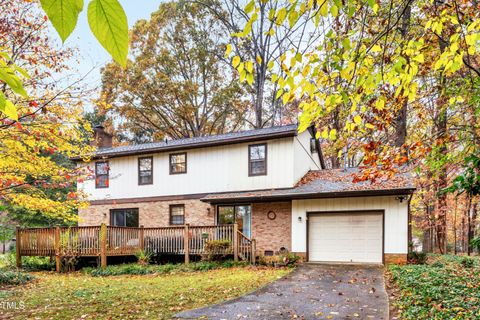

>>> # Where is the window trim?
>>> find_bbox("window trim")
[95,161,109,189]
[248,143,267,176]
[138,156,153,185]
[169,204,185,225]
[169,152,187,175]
[109,208,139,227]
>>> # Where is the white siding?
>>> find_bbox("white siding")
[293,130,321,183]
[291,196,408,255]
[79,137,295,201]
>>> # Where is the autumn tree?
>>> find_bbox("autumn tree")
[99,1,248,142]
[0,0,94,222]
[232,0,480,253]
[198,0,323,128]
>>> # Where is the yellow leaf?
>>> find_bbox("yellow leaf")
[225,44,232,58]
[232,56,241,68]
[246,72,254,85]
[321,128,328,139]
[371,45,382,53]
[276,7,287,25]
[245,61,254,73]
[329,129,337,140]
[320,0,328,17]
[375,99,385,110]
[282,92,290,105]
[244,0,255,14]
[353,115,362,125]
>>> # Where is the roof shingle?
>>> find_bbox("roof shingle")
[78,124,298,160]
[201,168,415,203]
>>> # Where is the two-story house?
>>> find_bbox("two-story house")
[76,124,414,264]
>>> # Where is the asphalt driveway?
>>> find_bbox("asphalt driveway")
[175,264,389,319]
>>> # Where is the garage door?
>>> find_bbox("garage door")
[308,212,383,263]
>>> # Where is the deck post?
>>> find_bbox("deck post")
[100,223,107,268]
[251,239,256,265]
[15,227,21,268]
[184,224,190,264]
[233,223,238,262]
[139,225,145,252]
[54,227,61,272]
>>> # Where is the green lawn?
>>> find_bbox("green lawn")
[1,266,289,319]
[388,254,480,320]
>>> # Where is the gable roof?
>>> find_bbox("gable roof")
[76,124,298,160]
[201,168,415,203]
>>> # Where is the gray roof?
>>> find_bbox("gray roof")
[201,168,415,203]
[79,124,298,160]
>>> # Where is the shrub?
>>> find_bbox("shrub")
[202,240,231,261]
[471,237,480,252]
[407,251,427,264]
[135,250,152,266]
[2,253,54,271]
[84,260,247,277]
[279,252,301,266]
[430,261,444,268]
[460,256,475,268]
[0,270,34,286]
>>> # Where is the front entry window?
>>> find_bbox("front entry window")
[217,205,251,237]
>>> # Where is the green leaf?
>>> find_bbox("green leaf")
[0,62,28,98]
[0,93,18,121]
[330,4,338,17]
[88,0,128,67]
[40,0,84,42]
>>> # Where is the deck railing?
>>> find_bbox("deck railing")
[16,224,253,271]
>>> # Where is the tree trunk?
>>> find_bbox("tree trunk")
[434,33,448,254]
[394,3,411,149]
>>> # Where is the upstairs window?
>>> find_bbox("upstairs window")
[95,161,109,188]
[169,152,187,174]
[310,138,317,153]
[138,156,153,185]
[248,143,267,176]
[110,208,139,227]
[170,204,185,225]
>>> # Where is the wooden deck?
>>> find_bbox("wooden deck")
[15,224,256,271]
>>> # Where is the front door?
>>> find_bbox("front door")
[217,205,251,237]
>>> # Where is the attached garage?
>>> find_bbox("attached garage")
[307,211,383,264]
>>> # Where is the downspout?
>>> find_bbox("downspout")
[307,125,326,170]
[408,194,413,254]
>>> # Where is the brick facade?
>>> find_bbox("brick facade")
[79,199,214,227]
[384,253,407,265]
[251,202,292,255]
[80,200,293,256]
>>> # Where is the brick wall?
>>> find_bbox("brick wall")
[251,202,292,255]
[384,253,407,265]
[78,199,214,227]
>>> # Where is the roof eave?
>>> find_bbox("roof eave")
[201,187,416,204]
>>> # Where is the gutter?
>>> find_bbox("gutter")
[201,188,416,204]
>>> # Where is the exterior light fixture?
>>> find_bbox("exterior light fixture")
[395,195,409,203]
[298,216,302,222]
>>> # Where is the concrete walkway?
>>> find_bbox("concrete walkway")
[175,264,389,319]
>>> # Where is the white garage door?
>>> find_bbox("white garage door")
[308,212,383,263]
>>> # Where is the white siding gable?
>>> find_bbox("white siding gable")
[79,137,297,201]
